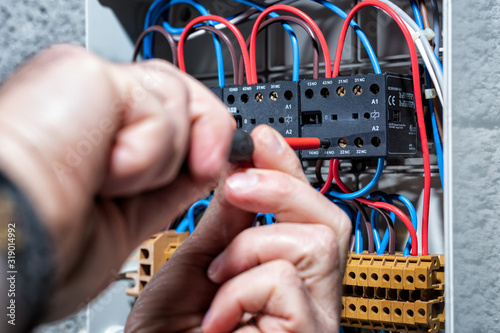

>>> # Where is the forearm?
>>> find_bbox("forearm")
[0,172,54,333]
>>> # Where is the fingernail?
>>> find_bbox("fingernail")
[207,252,225,283]
[226,172,258,192]
[202,309,211,328]
[262,127,285,154]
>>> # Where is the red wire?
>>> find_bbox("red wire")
[177,15,252,85]
[248,5,332,84]
[331,0,431,255]
[331,159,419,256]
[285,137,321,150]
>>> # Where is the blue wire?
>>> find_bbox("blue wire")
[409,0,425,30]
[231,0,300,81]
[315,0,381,74]
[254,213,274,226]
[332,199,355,223]
[354,211,364,254]
[176,199,210,233]
[410,0,444,188]
[144,0,226,87]
[328,158,385,200]
[367,192,395,253]
[389,194,418,256]
[427,71,444,188]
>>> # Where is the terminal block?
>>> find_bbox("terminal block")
[222,81,300,138]
[126,231,189,297]
[300,74,417,159]
[341,253,445,333]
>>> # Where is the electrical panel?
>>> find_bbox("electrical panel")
[87,1,446,332]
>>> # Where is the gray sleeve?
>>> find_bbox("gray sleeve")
[0,172,53,333]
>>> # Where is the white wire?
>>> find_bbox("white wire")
[374,0,443,90]
[405,22,444,104]
[177,0,298,41]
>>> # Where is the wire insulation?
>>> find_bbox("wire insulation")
[249,4,332,84]
[177,15,252,85]
[332,0,429,255]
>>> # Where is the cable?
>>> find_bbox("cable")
[132,25,178,65]
[172,8,259,41]
[376,0,443,77]
[427,71,444,188]
[411,1,444,188]
[314,0,381,74]
[326,158,385,200]
[144,0,226,87]
[419,0,432,30]
[332,200,355,223]
[232,0,301,81]
[176,199,210,233]
[333,0,429,255]
[177,15,252,85]
[315,160,325,184]
[349,199,375,254]
[249,4,332,84]
[372,206,395,254]
[367,192,395,253]
[195,25,240,86]
[409,0,424,29]
[390,194,418,256]
[332,159,418,256]
[238,15,321,84]
[430,0,440,57]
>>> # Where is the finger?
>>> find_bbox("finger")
[250,125,308,183]
[207,224,343,325]
[102,61,191,196]
[207,224,338,288]
[177,69,236,182]
[223,169,352,253]
[202,260,318,333]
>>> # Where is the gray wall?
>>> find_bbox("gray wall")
[448,0,500,331]
[0,0,85,82]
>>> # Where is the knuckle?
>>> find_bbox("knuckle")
[272,260,300,287]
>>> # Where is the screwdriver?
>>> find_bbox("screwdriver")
[228,129,330,163]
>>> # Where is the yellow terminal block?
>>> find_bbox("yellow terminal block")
[126,231,189,297]
[341,253,445,333]
[125,238,445,332]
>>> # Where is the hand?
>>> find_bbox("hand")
[0,45,234,322]
[125,125,352,333]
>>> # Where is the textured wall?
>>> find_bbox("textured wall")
[0,0,85,82]
[450,0,500,332]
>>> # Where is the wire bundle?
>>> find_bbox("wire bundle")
[136,0,443,257]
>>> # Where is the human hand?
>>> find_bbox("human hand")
[125,125,352,333]
[0,45,234,322]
